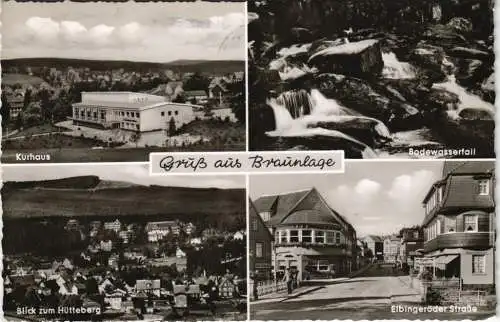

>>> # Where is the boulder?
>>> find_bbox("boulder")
[459,108,494,121]
[448,47,491,61]
[423,24,469,48]
[447,17,473,34]
[318,76,423,131]
[454,59,486,87]
[480,72,495,102]
[308,38,345,57]
[426,89,460,112]
[288,27,314,44]
[308,39,384,78]
[409,42,448,82]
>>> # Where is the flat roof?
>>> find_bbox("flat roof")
[73,101,203,111]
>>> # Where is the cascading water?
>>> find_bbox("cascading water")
[382,52,416,79]
[432,74,495,120]
[266,89,395,158]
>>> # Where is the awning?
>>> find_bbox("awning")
[435,255,459,270]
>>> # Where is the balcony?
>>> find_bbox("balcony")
[424,232,494,252]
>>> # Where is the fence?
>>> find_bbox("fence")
[255,280,287,297]
[423,278,461,289]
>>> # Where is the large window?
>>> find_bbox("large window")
[326,231,335,244]
[280,231,288,243]
[479,180,489,195]
[335,232,341,244]
[302,230,312,243]
[472,255,485,274]
[290,230,299,242]
[315,231,325,244]
[256,243,263,258]
[464,215,478,232]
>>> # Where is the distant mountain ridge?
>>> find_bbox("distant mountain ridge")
[2,176,245,231]
[1,58,244,75]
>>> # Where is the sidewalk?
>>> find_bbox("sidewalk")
[251,284,324,305]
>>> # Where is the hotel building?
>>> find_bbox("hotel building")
[253,188,357,280]
[72,92,198,132]
[421,161,495,289]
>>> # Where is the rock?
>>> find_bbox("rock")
[308,39,384,78]
[427,89,459,112]
[423,25,469,48]
[308,38,345,57]
[480,73,495,102]
[318,76,423,131]
[311,119,382,147]
[289,27,314,44]
[264,134,369,159]
[454,59,486,87]
[447,17,473,34]
[459,108,494,121]
[448,47,491,61]
[409,42,447,82]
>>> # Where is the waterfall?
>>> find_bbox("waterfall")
[266,89,394,158]
[432,75,495,120]
[276,89,313,118]
[382,52,416,79]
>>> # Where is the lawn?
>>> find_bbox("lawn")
[2,133,110,150]
[4,124,64,139]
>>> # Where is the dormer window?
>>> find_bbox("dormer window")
[479,180,489,195]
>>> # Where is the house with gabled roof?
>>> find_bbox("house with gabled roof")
[249,200,273,279]
[421,161,495,288]
[253,187,357,280]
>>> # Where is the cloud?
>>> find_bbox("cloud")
[9,12,245,61]
[25,17,60,41]
[387,170,435,203]
[354,179,381,198]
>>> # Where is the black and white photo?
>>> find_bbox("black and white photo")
[2,164,247,320]
[249,160,495,320]
[1,1,245,163]
[248,0,494,158]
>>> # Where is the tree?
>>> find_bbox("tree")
[130,132,141,148]
[168,117,176,136]
[184,72,210,92]
[23,89,32,109]
[1,91,11,129]
[227,79,245,124]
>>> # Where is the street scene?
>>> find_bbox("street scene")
[1,1,245,163]
[249,160,496,320]
[2,164,247,321]
[248,0,494,158]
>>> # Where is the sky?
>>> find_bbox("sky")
[250,161,444,237]
[2,164,245,189]
[1,1,245,62]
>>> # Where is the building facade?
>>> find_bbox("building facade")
[72,92,198,132]
[249,200,273,279]
[363,235,384,261]
[253,188,357,280]
[398,227,424,269]
[421,161,495,289]
[383,235,401,263]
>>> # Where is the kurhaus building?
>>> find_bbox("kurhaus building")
[72,92,198,132]
[253,188,357,280]
[421,161,495,289]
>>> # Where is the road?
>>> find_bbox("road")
[251,264,494,320]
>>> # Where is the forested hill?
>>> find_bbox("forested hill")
[2,176,245,230]
[1,58,245,75]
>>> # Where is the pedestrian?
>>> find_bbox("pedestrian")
[252,270,259,301]
[283,268,292,294]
